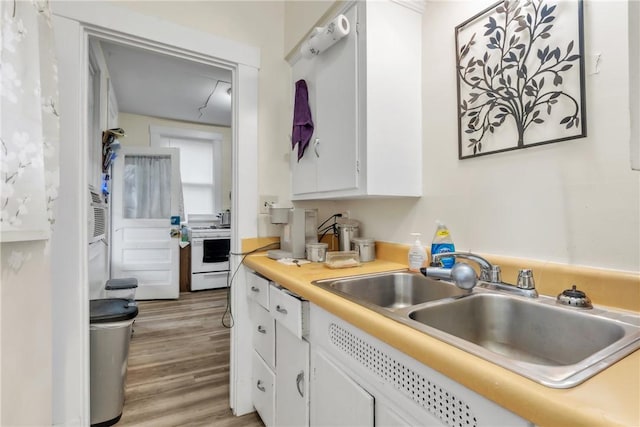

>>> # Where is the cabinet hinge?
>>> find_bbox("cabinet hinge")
[356,160,360,173]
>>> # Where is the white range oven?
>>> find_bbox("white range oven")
[187,215,231,290]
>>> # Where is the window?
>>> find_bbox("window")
[150,126,223,219]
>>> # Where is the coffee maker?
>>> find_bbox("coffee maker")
[267,207,318,259]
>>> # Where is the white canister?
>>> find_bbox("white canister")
[306,242,328,262]
[352,238,375,262]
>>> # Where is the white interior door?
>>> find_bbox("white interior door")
[111,146,181,299]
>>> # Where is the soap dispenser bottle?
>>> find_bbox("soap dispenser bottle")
[408,233,427,271]
[431,221,455,268]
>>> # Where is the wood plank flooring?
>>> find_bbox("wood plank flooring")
[118,289,264,427]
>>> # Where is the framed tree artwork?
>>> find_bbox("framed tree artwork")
[455,0,586,159]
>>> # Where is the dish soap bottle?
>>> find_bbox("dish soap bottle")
[408,233,427,271]
[431,221,455,268]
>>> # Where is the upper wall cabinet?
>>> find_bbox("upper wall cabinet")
[290,0,423,200]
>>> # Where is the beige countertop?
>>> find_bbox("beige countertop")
[243,244,640,427]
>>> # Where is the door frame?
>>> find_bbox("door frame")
[51,3,259,425]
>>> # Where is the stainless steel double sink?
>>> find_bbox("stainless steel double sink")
[312,271,640,388]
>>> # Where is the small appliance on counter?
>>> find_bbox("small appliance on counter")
[268,207,318,259]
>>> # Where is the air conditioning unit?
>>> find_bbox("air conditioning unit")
[88,186,107,243]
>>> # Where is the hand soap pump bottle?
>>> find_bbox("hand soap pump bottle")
[408,233,427,272]
[431,221,455,268]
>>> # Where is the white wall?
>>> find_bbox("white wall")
[286,0,640,273]
[1,241,52,425]
[116,1,292,212]
[284,1,337,57]
[117,112,233,210]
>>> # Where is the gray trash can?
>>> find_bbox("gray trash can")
[90,298,138,427]
[105,278,138,303]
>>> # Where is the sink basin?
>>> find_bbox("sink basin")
[312,271,469,310]
[312,270,640,388]
[407,293,640,387]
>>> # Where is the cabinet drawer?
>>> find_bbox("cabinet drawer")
[252,350,275,427]
[251,303,275,370]
[247,272,270,309]
[269,285,309,339]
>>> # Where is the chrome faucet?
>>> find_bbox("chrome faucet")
[420,262,477,290]
[425,251,538,298]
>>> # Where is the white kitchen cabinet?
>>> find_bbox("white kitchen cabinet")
[247,272,310,426]
[376,403,414,427]
[247,272,270,310]
[250,302,275,370]
[290,0,423,200]
[269,284,309,338]
[310,304,532,427]
[275,322,309,426]
[252,351,276,426]
[310,349,374,426]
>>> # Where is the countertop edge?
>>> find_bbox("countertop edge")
[243,253,640,427]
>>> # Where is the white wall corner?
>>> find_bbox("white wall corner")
[630,0,640,171]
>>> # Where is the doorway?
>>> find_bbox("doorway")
[89,37,233,300]
[51,3,260,425]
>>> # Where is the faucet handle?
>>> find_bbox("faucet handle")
[479,265,502,282]
[490,265,502,282]
[516,269,535,290]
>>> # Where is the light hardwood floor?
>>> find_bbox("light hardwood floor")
[118,289,264,427]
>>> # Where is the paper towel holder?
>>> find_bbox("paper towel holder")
[300,14,351,59]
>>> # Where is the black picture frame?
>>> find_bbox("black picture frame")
[455,0,587,159]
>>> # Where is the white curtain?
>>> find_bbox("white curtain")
[123,155,171,219]
[0,0,60,242]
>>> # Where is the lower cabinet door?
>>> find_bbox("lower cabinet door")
[376,402,414,427]
[275,321,309,426]
[310,349,374,427]
[252,351,275,427]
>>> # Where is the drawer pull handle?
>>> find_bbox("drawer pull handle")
[256,380,266,392]
[276,305,288,314]
[257,325,267,334]
[296,371,304,398]
[250,286,260,292]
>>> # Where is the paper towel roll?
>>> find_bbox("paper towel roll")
[300,14,350,59]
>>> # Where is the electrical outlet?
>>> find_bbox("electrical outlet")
[340,210,350,219]
[259,195,279,214]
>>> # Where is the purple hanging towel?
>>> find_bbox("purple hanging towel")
[292,79,314,161]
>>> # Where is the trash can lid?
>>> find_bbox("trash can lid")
[105,277,138,290]
[90,298,138,323]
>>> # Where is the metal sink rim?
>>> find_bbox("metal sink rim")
[402,292,640,388]
[311,270,640,389]
[311,270,470,311]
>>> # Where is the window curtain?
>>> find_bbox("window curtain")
[123,155,171,219]
[0,0,60,242]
